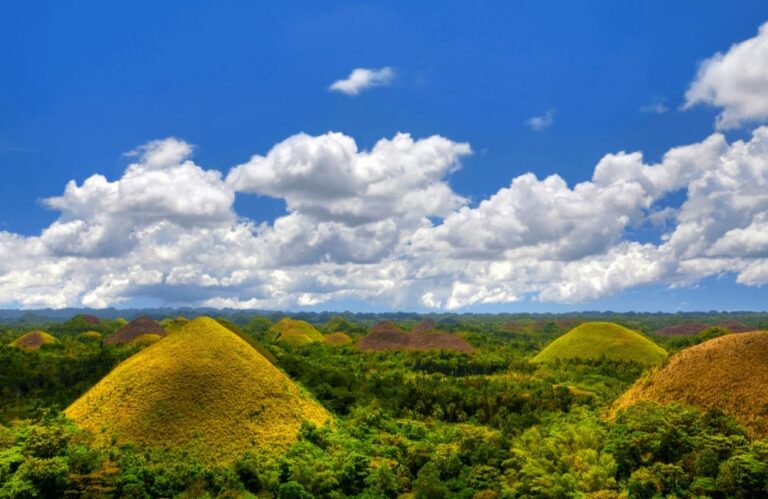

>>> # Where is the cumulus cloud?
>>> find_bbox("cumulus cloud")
[0,126,767,310]
[685,21,768,129]
[328,67,394,95]
[526,108,555,131]
[0,125,764,308]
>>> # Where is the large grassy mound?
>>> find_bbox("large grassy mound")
[614,331,768,436]
[531,322,667,366]
[270,318,324,346]
[105,316,166,345]
[65,317,330,463]
[10,331,57,350]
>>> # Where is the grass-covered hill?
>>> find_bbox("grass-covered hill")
[614,330,768,436]
[105,315,166,345]
[357,320,476,353]
[10,331,57,350]
[270,317,325,346]
[323,332,353,345]
[65,316,330,463]
[532,321,667,366]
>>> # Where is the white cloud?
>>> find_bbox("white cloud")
[685,21,768,129]
[640,100,669,114]
[526,108,555,131]
[2,123,768,310]
[328,67,394,95]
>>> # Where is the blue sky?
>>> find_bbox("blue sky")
[2,1,768,311]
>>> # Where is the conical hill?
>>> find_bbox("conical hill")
[270,318,324,346]
[105,315,166,345]
[531,322,667,366]
[65,317,330,463]
[613,331,768,436]
[10,331,57,350]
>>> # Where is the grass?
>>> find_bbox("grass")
[531,322,667,366]
[10,331,57,350]
[270,318,325,346]
[65,316,330,464]
[613,330,768,436]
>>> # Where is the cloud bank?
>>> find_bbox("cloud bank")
[1,125,768,310]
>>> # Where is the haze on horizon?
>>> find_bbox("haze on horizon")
[2,2,768,313]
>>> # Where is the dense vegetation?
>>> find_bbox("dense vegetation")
[0,312,767,497]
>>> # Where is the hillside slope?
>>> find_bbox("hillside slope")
[613,331,768,436]
[65,317,330,463]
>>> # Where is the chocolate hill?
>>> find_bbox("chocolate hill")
[614,331,768,436]
[270,318,325,346]
[105,316,166,345]
[532,322,667,366]
[65,317,330,463]
[357,321,475,353]
[655,320,754,336]
[10,331,57,350]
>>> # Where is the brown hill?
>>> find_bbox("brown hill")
[715,320,753,333]
[357,321,475,353]
[410,331,476,353]
[105,316,166,345]
[412,320,437,334]
[613,331,768,436]
[11,331,57,350]
[81,314,101,325]
[654,323,709,336]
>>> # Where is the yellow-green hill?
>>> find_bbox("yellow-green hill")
[532,322,667,366]
[10,331,57,350]
[65,317,330,463]
[270,318,324,346]
[614,331,768,436]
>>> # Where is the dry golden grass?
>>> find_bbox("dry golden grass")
[270,318,325,346]
[531,322,667,366]
[323,332,353,345]
[79,331,103,340]
[613,331,768,436]
[10,331,57,350]
[65,317,330,463]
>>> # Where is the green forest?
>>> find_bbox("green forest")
[1,312,768,498]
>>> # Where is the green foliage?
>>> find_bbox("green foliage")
[0,313,767,496]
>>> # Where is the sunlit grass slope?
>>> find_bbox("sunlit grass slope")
[531,322,667,366]
[65,317,330,463]
[270,318,324,346]
[10,331,57,350]
[160,316,189,333]
[614,330,768,436]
